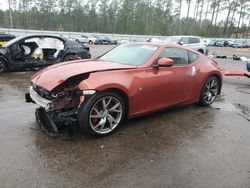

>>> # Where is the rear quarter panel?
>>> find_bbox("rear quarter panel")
[194,55,222,100]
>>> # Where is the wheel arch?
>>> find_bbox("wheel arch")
[0,56,8,68]
[202,72,222,95]
[62,53,78,61]
[197,49,204,54]
[211,73,222,95]
[104,88,129,115]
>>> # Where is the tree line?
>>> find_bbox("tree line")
[1,0,250,38]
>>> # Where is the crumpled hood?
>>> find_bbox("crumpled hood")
[31,60,135,91]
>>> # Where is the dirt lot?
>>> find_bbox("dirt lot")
[0,45,250,188]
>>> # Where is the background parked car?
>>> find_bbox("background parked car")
[104,36,118,45]
[215,40,228,47]
[0,32,15,46]
[93,35,109,45]
[227,40,235,47]
[76,35,101,45]
[164,36,208,54]
[0,34,91,73]
[232,40,248,48]
[208,39,217,46]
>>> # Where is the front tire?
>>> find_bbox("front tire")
[0,59,6,74]
[199,76,219,106]
[78,91,126,137]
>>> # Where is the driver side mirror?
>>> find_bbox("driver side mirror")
[156,57,174,67]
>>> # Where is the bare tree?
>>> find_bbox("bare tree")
[236,0,250,37]
[186,0,192,18]
[204,0,211,20]
[8,0,13,28]
[210,0,217,25]
[199,0,205,26]
[222,0,236,37]
[174,0,183,20]
[195,0,201,20]
[214,0,221,26]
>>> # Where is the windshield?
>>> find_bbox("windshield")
[164,36,181,43]
[99,44,158,66]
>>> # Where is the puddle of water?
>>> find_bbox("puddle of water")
[212,101,238,112]
[212,94,250,121]
[235,87,250,95]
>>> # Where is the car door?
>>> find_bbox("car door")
[9,37,45,69]
[134,48,198,112]
[9,39,37,69]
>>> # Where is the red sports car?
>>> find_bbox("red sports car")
[26,43,222,138]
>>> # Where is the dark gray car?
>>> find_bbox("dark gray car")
[0,34,91,73]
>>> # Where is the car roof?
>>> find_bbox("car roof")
[14,34,66,40]
[3,34,67,47]
[166,35,202,38]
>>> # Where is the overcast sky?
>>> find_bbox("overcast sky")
[0,0,241,24]
[0,0,8,10]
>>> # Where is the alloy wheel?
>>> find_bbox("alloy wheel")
[203,78,219,104]
[89,96,123,134]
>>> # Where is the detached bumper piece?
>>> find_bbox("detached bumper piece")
[26,87,73,140]
[35,108,73,140]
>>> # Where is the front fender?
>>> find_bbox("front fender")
[78,80,129,95]
[77,71,131,105]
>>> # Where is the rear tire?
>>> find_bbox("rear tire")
[78,91,126,137]
[0,59,6,74]
[199,76,219,106]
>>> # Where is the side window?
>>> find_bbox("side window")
[159,48,189,65]
[180,37,188,44]
[189,37,200,44]
[188,51,199,64]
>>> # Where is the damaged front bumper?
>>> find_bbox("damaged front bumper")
[25,86,54,111]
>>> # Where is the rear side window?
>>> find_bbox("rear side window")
[159,48,189,65]
[189,37,200,44]
[188,51,199,63]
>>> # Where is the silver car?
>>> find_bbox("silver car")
[164,36,208,55]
